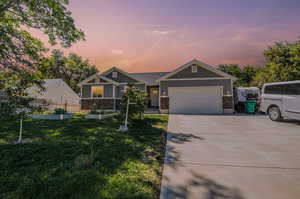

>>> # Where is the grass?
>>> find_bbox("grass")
[0,114,168,199]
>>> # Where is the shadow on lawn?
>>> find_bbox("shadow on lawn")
[162,171,245,199]
[0,115,168,199]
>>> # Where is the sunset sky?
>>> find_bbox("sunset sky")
[33,0,300,72]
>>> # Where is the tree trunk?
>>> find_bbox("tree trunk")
[18,118,23,143]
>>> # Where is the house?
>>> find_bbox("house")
[27,79,80,112]
[78,59,237,114]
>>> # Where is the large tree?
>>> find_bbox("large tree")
[0,0,84,117]
[0,0,84,72]
[218,64,261,87]
[39,49,98,93]
[253,39,300,86]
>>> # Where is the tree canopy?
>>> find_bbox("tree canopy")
[0,0,85,116]
[0,71,45,118]
[39,49,98,93]
[253,40,300,86]
[218,64,261,87]
[0,0,85,72]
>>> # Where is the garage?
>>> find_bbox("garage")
[168,86,223,114]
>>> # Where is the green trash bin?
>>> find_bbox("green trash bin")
[245,101,256,114]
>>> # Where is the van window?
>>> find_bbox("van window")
[264,83,300,95]
[264,85,285,95]
[286,83,300,95]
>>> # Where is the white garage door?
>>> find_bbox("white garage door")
[169,87,223,114]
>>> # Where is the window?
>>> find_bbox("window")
[286,83,300,95]
[91,86,104,98]
[112,71,118,78]
[264,85,285,95]
[191,65,197,73]
[264,83,300,95]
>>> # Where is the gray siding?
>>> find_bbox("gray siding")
[106,70,137,83]
[81,84,113,98]
[168,65,222,79]
[82,85,91,98]
[160,79,232,96]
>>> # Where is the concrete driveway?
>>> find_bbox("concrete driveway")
[160,114,300,199]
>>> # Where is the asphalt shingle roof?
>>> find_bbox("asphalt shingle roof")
[129,72,169,85]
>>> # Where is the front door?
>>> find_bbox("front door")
[150,88,159,107]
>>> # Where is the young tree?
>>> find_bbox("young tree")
[0,72,46,143]
[120,85,148,120]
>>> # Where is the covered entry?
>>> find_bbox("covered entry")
[168,86,223,114]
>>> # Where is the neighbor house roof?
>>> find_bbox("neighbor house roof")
[129,72,169,86]
[27,79,80,104]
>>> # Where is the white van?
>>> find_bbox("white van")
[260,80,300,121]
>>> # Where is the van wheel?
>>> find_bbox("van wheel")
[268,107,282,121]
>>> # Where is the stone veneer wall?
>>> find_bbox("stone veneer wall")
[160,97,169,110]
[81,99,115,110]
[222,96,233,109]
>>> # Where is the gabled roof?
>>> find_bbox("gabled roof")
[27,79,80,104]
[77,73,120,86]
[159,59,237,80]
[101,66,141,82]
[129,72,169,85]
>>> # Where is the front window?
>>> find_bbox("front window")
[91,86,104,98]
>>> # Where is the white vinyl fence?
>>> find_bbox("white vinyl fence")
[84,113,117,120]
[30,114,72,120]
[33,99,80,113]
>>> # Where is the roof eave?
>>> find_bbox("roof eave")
[101,66,141,82]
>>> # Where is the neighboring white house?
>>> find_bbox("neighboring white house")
[27,79,80,112]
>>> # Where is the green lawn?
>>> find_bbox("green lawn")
[0,114,168,199]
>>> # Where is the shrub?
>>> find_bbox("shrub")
[54,108,66,114]
[89,103,100,114]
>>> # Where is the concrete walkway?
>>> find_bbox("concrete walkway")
[160,114,300,199]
